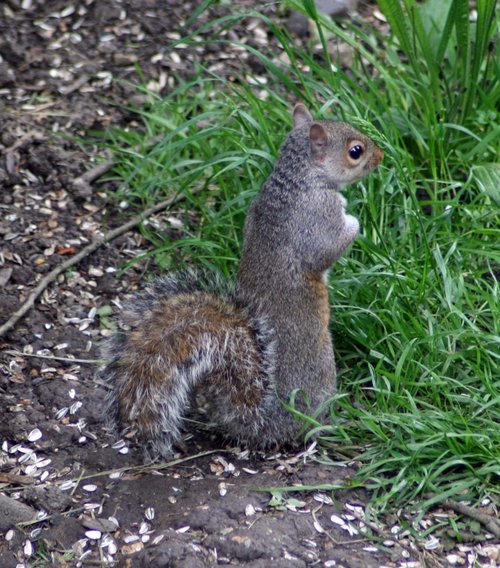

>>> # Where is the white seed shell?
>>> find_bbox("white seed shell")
[19,451,35,464]
[314,494,333,505]
[70,401,82,414]
[23,539,33,556]
[55,407,69,420]
[108,517,120,529]
[424,536,440,550]
[330,515,346,526]
[25,465,38,476]
[139,522,149,535]
[313,520,324,533]
[28,428,42,442]
[176,526,190,534]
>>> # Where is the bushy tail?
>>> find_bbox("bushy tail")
[101,272,285,459]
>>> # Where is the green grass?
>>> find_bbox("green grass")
[97,0,499,513]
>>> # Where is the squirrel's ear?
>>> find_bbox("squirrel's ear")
[309,123,328,157]
[293,103,313,128]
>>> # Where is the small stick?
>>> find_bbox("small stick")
[442,498,500,538]
[58,73,90,95]
[71,135,162,197]
[1,349,101,364]
[73,158,115,186]
[47,449,227,487]
[71,158,115,198]
[4,130,46,154]
[4,130,47,175]
[0,190,199,338]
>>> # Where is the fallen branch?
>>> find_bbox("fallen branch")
[442,498,500,538]
[0,190,198,338]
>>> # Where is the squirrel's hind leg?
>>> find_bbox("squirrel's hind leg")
[200,308,300,450]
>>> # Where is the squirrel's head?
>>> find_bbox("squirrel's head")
[293,103,384,189]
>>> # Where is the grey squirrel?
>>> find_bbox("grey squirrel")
[102,103,383,459]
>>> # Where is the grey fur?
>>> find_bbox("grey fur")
[100,105,383,460]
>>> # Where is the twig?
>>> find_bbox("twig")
[4,130,47,175]
[442,498,500,538]
[0,190,199,338]
[55,448,227,485]
[1,349,101,364]
[71,158,116,198]
[58,73,90,95]
[0,472,35,485]
[74,158,116,185]
[5,129,46,154]
[71,135,163,197]
[15,505,92,528]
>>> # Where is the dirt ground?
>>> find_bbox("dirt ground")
[0,1,498,567]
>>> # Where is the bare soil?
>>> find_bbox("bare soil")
[0,1,497,567]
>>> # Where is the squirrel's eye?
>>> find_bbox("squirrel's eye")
[348,144,364,160]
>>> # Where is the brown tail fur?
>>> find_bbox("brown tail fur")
[102,272,296,459]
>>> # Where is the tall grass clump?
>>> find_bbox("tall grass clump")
[100,0,499,512]
[98,76,287,274]
[283,0,499,512]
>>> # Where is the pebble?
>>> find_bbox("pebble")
[0,495,36,532]
[286,0,358,37]
[82,518,119,533]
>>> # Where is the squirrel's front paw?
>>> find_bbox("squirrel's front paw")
[344,213,360,238]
